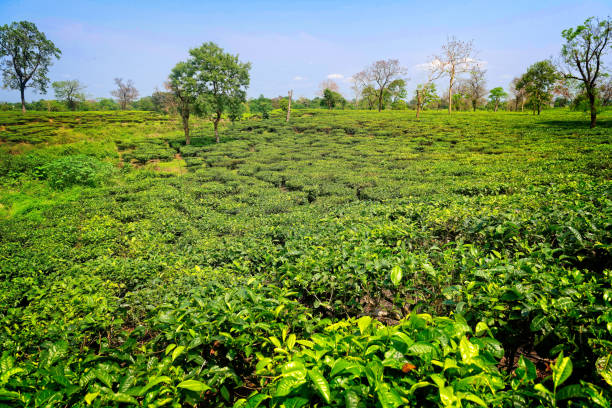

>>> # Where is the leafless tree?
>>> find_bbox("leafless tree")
[111,78,139,110]
[286,89,292,122]
[362,59,407,111]
[350,71,368,108]
[462,66,487,111]
[509,77,527,112]
[318,79,340,96]
[430,37,477,114]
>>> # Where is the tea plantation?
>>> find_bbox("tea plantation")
[0,109,610,407]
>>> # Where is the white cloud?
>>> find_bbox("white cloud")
[293,76,307,81]
[327,73,344,79]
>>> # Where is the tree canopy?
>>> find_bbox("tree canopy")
[0,21,61,113]
[517,60,558,115]
[560,17,611,127]
[52,80,86,111]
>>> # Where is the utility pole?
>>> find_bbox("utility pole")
[286,89,293,122]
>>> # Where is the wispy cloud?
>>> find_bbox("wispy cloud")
[293,76,307,81]
[327,73,344,79]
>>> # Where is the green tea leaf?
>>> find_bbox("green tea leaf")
[177,379,211,393]
[307,369,331,403]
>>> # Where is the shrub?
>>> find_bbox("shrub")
[42,155,113,189]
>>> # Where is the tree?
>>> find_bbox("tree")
[174,42,251,143]
[318,79,339,96]
[600,77,612,106]
[517,60,558,115]
[152,87,178,114]
[321,88,345,109]
[350,71,368,108]
[191,43,250,142]
[361,59,407,112]
[0,21,61,113]
[559,17,611,128]
[509,77,527,111]
[430,37,477,114]
[285,90,292,122]
[360,85,378,110]
[414,82,438,118]
[463,66,487,111]
[249,95,272,119]
[169,62,198,145]
[488,87,507,112]
[52,80,86,111]
[111,78,139,110]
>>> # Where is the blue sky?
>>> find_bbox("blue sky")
[1,0,611,102]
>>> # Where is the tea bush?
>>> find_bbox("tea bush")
[0,109,610,407]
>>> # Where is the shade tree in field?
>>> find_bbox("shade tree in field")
[356,59,408,112]
[318,79,340,96]
[559,17,611,128]
[170,42,250,144]
[430,37,478,114]
[169,62,198,145]
[321,88,345,109]
[152,86,178,114]
[111,78,139,110]
[488,87,508,112]
[462,66,487,111]
[414,82,439,118]
[517,60,559,115]
[349,71,367,108]
[0,21,61,113]
[509,77,527,111]
[52,80,86,111]
[249,95,272,119]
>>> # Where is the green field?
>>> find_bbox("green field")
[0,109,611,407]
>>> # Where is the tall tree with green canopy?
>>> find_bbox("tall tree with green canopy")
[52,79,86,111]
[192,42,251,143]
[169,61,198,145]
[0,21,61,113]
[488,87,507,112]
[170,43,250,144]
[560,17,611,128]
[321,88,345,110]
[517,60,558,115]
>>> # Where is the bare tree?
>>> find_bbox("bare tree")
[559,17,611,127]
[362,59,407,112]
[509,77,527,111]
[350,71,368,108]
[111,78,139,110]
[430,37,477,114]
[462,65,487,111]
[318,79,339,96]
[286,89,292,122]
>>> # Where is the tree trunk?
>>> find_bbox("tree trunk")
[416,90,421,119]
[448,79,453,115]
[378,90,383,112]
[20,86,26,114]
[286,90,292,122]
[214,112,221,143]
[494,102,498,112]
[588,91,597,128]
[182,111,190,145]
